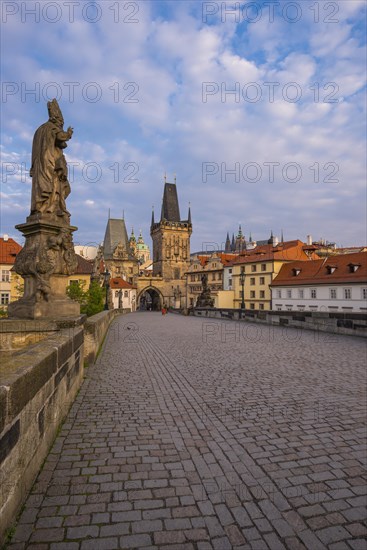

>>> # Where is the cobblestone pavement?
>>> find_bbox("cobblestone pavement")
[8,313,367,549]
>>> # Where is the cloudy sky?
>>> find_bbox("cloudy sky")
[1,0,366,252]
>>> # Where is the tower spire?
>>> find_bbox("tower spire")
[151,205,155,227]
[188,202,191,224]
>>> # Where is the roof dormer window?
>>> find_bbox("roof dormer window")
[292,268,301,276]
[326,265,337,274]
[348,263,360,273]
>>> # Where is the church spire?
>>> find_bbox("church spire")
[188,202,191,224]
[225,232,231,253]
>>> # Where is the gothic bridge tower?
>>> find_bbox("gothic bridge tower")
[151,178,192,285]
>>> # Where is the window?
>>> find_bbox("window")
[259,303,264,310]
[70,279,79,287]
[250,278,255,285]
[292,268,301,276]
[287,307,292,311]
[250,303,255,310]
[174,268,180,279]
[251,265,257,272]
[311,289,317,299]
[298,289,304,299]
[330,289,337,299]
[260,291,265,298]
[287,290,292,298]
[261,264,266,271]
[124,291,128,297]
[277,290,281,298]
[1,293,10,305]
[362,288,367,300]
[344,288,351,300]
[191,274,195,282]
[228,278,232,287]
[260,277,265,285]
[229,268,232,274]
[115,290,119,297]
[218,272,222,280]
[129,267,133,273]
[250,291,255,298]
[277,307,282,311]
[1,270,10,282]
[212,273,216,281]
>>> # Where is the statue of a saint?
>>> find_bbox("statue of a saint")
[30,99,73,219]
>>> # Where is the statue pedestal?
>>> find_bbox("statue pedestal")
[8,217,80,320]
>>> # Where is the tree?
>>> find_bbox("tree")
[84,281,104,316]
[66,280,104,316]
[66,280,88,307]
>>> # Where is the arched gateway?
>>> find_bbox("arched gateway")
[138,287,163,311]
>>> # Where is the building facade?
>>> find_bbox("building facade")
[186,252,237,307]
[0,236,22,311]
[98,217,140,286]
[226,240,319,311]
[271,252,367,312]
[110,277,137,311]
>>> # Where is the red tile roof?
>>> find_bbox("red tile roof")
[110,277,136,289]
[271,252,367,286]
[228,240,319,266]
[196,253,238,268]
[0,237,22,265]
[75,254,93,275]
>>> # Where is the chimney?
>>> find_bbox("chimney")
[307,235,312,245]
[3,234,9,242]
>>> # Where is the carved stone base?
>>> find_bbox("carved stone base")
[8,275,80,319]
[8,218,80,320]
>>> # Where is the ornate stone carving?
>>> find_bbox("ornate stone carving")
[196,273,214,308]
[30,99,73,221]
[8,100,80,319]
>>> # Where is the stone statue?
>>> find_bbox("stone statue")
[30,99,73,219]
[8,99,80,319]
[196,273,214,308]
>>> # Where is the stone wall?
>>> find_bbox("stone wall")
[0,308,129,544]
[0,327,84,544]
[193,308,367,338]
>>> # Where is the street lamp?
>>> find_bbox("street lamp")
[103,268,110,310]
[239,266,245,310]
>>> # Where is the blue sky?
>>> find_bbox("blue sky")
[1,0,366,252]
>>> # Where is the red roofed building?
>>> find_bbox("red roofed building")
[109,277,137,311]
[186,252,238,307]
[271,252,367,313]
[0,235,22,310]
[224,240,320,311]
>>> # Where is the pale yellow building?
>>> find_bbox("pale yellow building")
[227,239,319,311]
[67,254,93,289]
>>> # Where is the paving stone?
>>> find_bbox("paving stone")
[5,314,366,550]
[119,534,152,547]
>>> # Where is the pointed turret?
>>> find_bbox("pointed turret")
[188,204,192,224]
[225,232,231,253]
[151,206,155,228]
[281,229,284,243]
[231,233,235,252]
[160,181,181,222]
